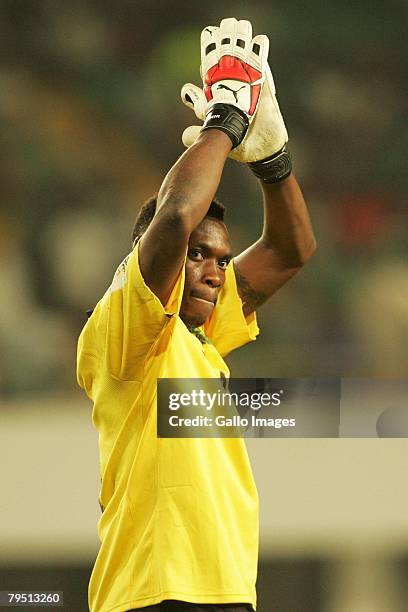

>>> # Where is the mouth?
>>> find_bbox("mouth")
[191,295,216,306]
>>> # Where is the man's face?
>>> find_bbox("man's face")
[180,217,232,329]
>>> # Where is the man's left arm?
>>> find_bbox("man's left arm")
[233,173,316,317]
[180,17,316,317]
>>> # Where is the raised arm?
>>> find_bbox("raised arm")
[138,130,232,305]
[179,19,316,317]
[139,18,271,306]
[234,173,316,317]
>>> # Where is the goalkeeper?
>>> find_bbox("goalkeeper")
[77,18,316,612]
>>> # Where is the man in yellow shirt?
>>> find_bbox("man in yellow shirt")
[77,18,316,612]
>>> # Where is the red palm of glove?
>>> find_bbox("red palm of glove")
[204,55,262,116]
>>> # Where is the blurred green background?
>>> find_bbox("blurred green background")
[1,1,407,611]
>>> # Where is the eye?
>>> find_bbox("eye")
[218,259,230,269]
[189,248,203,260]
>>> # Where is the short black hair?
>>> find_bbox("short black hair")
[132,195,226,246]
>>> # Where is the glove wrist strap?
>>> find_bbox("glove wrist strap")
[201,103,249,149]
[248,146,292,183]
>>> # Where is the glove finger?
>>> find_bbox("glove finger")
[182,125,201,149]
[257,64,289,147]
[181,83,207,120]
[201,26,220,75]
[248,34,269,72]
[232,19,253,62]
[218,17,236,58]
[264,63,276,95]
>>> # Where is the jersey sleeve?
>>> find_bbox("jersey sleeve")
[79,242,186,383]
[203,260,259,357]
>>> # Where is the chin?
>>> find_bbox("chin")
[180,296,215,329]
[180,310,208,329]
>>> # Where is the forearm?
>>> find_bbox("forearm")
[138,129,231,305]
[157,129,232,232]
[260,174,316,267]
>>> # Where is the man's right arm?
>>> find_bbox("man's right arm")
[138,129,232,306]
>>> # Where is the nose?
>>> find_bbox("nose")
[202,259,223,288]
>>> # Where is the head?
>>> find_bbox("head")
[132,196,232,328]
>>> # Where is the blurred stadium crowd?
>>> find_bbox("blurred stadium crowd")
[1,0,407,398]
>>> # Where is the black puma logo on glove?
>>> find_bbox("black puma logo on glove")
[217,83,246,103]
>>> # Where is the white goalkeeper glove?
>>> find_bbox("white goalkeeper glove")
[181,18,269,149]
[181,18,290,168]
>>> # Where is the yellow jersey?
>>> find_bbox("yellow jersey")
[77,243,260,612]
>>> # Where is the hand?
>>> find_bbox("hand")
[181,19,288,162]
[181,18,269,150]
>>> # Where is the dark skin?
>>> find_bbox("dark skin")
[180,217,232,328]
[139,129,316,327]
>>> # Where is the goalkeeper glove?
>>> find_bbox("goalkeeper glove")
[181,17,269,149]
[182,18,292,181]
